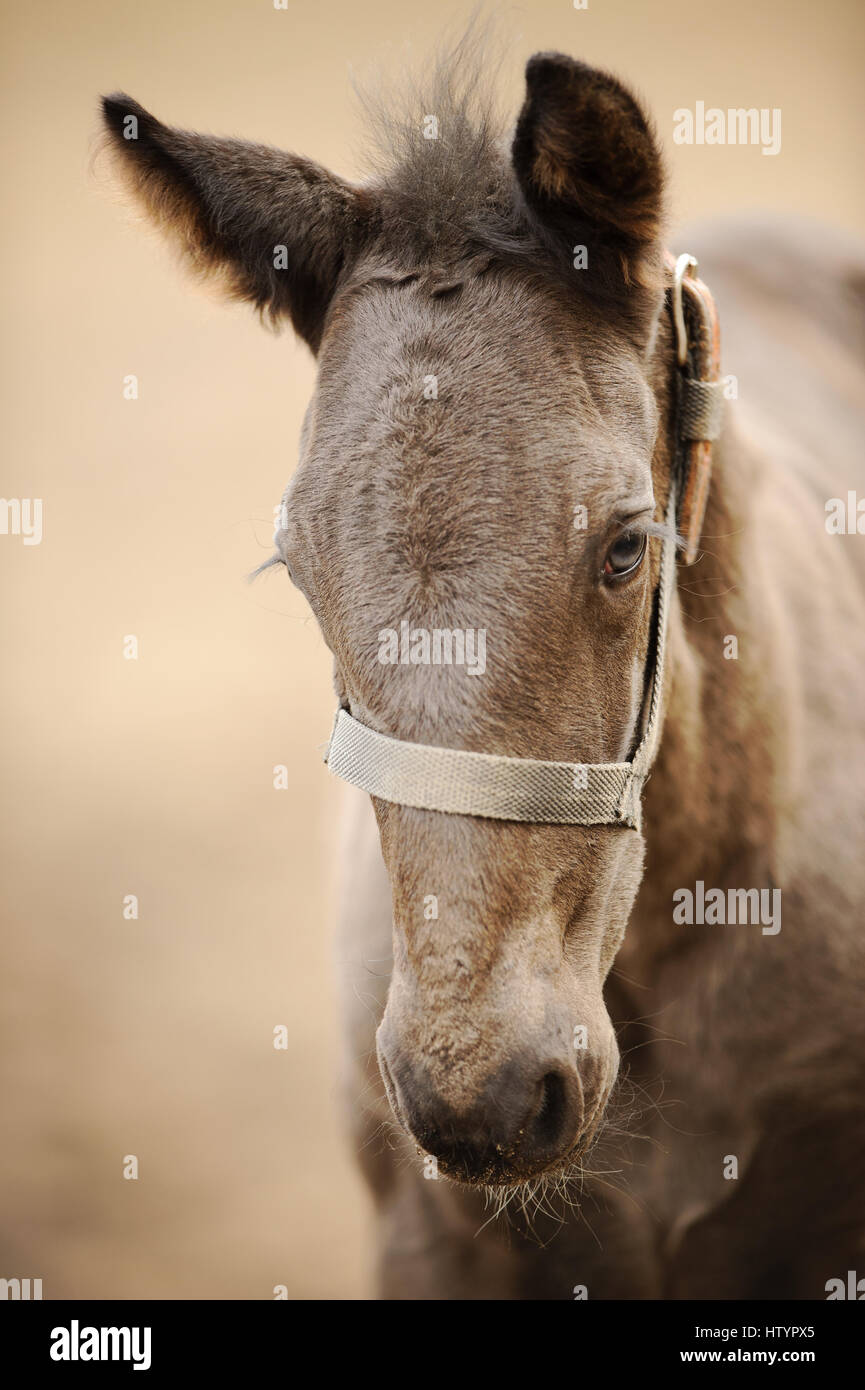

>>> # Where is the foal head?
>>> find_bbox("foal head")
[101,50,674,1186]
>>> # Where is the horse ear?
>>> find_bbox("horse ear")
[511,54,665,303]
[99,94,375,353]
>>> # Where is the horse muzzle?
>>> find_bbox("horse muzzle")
[377,1008,618,1185]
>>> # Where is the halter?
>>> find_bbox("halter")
[323,252,721,831]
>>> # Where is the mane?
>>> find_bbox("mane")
[351,19,523,269]
[349,22,659,323]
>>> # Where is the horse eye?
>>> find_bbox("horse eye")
[603,530,647,580]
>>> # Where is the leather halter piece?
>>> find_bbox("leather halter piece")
[667,251,722,563]
[323,251,723,829]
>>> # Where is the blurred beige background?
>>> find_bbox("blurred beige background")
[1,0,863,1299]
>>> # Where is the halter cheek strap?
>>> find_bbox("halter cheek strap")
[322,252,722,829]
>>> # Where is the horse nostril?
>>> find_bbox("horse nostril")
[379,1042,586,1181]
[530,1071,570,1151]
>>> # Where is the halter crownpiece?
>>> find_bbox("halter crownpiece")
[323,252,722,829]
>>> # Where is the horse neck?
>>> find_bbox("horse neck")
[636,415,788,941]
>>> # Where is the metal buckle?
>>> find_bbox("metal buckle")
[671,253,698,365]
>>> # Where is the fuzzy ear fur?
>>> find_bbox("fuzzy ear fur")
[512,54,665,304]
[100,94,375,352]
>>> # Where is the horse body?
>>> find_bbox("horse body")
[338,217,865,1299]
[100,44,865,1301]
